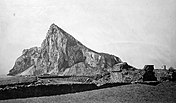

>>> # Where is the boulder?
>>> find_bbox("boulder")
[143,65,157,81]
[172,71,176,81]
[154,69,171,81]
[168,67,176,81]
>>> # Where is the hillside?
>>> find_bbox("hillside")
[1,81,176,103]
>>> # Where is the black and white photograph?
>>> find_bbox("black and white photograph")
[0,0,176,102]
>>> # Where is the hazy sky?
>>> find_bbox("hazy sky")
[0,0,176,75]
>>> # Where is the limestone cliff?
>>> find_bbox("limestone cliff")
[8,24,138,84]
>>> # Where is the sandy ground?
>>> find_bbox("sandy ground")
[1,81,176,103]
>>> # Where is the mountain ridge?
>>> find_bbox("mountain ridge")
[8,23,139,85]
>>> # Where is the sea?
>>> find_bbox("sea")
[0,74,12,78]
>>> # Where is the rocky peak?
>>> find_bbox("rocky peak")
[48,23,65,35]
[8,23,138,85]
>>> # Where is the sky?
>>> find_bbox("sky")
[0,0,176,75]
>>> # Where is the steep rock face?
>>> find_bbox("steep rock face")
[9,47,41,76]
[9,24,138,84]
